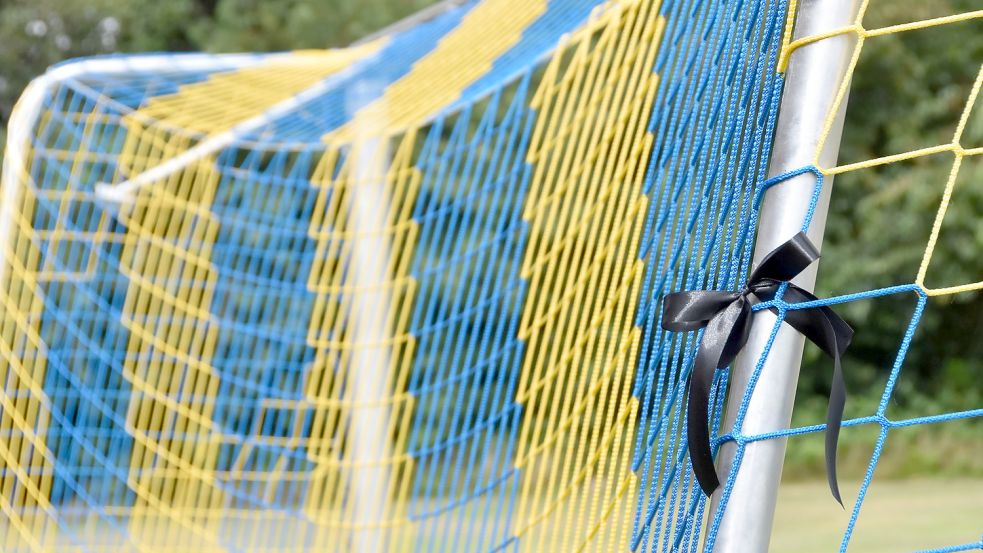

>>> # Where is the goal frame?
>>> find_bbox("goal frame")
[0,53,280,287]
[0,3,866,550]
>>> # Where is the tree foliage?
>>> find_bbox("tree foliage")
[0,0,439,147]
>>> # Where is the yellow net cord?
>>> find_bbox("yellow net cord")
[779,0,983,296]
[2,0,982,551]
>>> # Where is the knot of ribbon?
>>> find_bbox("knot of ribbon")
[661,232,853,504]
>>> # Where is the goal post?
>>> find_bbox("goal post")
[707,0,862,550]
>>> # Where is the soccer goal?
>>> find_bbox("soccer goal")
[0,0,980,551]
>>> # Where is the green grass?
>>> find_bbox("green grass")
[772,478,983,552]
[1,478,977,551]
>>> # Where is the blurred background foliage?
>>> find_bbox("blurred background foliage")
[798,0,983,477]
[0,0,439,147]
[0,0,979,478]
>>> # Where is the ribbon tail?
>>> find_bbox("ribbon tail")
[686,299,752,497]
[826,344,846,507]
[687,367,719,496]
[782,287,853,505]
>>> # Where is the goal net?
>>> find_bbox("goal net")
[0,0,980,551]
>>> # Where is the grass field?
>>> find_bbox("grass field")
[773,478,983,552]
[1,478,977,551]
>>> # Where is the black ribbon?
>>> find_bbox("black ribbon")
[661,232,853,504]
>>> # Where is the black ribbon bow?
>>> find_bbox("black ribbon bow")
[661,232,853,504]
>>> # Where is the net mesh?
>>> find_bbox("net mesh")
[0,0,980,552]
[720,4,983,551]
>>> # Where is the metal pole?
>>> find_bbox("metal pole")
[708,0,861,550]
[347,80,393,552]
